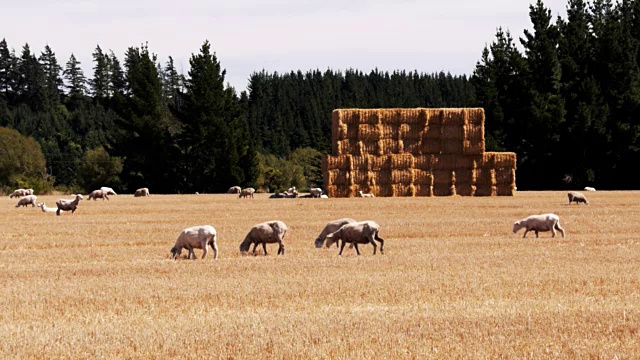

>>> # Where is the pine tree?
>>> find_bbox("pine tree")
[91,45,110,99]
[38,45,63,106]
[0,39,17,98]
[63,53,86,97]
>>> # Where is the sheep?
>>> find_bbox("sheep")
[568,191,589,205]
[9,189,28,198]
[227,186,241,194]
[584,187,596,192]
[284,190,298,198]
[287,186,296,194]
[513,213,565,238]
[314,217,357,248]
[239,187,255,199]
[325,220,385,255]
[88,189,110,201]
[55,194,83,216]
[25,188,34,195]
[101,187,117,195]
[239,220,288,256]
[15,195,37,207]
[357,190,375,198]
[269,192,286,198]
[320,194,329,199]
[309,187,323,198]
[134,188,150,197]
[170,225,218,260]
[37,202,59,213]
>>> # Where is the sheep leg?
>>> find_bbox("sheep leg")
[551,226,556,238]
[522,229,529,238]
[353,242,361,256]
[262,242,268,256]
[534,230,539,238]
[555,224,565,238]
[250,242,259,255]
[210,242,218,260]
[376,235,385,254]
[277,242,284,255]
[368,237,377,255]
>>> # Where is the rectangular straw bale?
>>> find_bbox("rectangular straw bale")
[433,182,452,196]
[335,109,361,125]
[368,155,391,171]
[359,141,378,155]
[455,155,482,170]
[361,110,381,124]
[381,124,399,139]
[379,139,400,154]
[492,152,517,168]
[473,183,494,196]
[416,109,429,127]
[391,184,414,197]
[415,184,433,197]
[482,152,496,168]
[390,154,415,169]
[327,169,350,185]
[414,155,438,170]
[495,168,516,184]
[352,170,369,184]
[326,185,351,198]
[442,138,463,154]
[496,183,516,196]
[358,124,383,141]
[403,139,421,154]
[376,185,394,197]
[334,139,355,156]
[454,182,473,196]
[372,170,392,185]
[350,156,368,170]
[454,169,472,186]
[464,108,485,126]
[391,169,414,184]
[433,170,453,185]
[434,155,457,170]
[413,169,433,185]
[336,124,348,141]
[325,155,350,170]
[463,123,484,155]
[346,124,360,139]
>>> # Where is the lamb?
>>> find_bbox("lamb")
[239,187,255,199]
[584,187,596,192]
[314,217,357,248]
[357,190,375,198]
[101,187,117,195]
[55,194,83,216]
[227,186,241,194]
[512,213,565,238]
[9,189,28,198]
[37,202,59,213]
[170,225,218,260]
[88,189,110,201]
[239,220,288,256]
[568,191,589,205]
[325,220,385,255]
[15,195,37,207]
[309,187,323,198]
[134,188,150,197]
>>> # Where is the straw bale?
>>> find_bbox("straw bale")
[326,185,350,198]
[381,124,399,139]
[335,139,360,156]
[358,124,382,141]
[415,184,433,197]
[413,169,433,185]
[464,108,485,126]
[379,139,400,154]
[454,182,473,196]
[372,170,392,185]
[368,155,391,171]
[352,170,369,184]
[495,167,516,184]
[391,169,414,184]
[496,183,516,196]
[414,155,438,170]
[443,108,466,126]
[346,124,360,139]
[454,169,473,187]
[391,184,414,197]
[397,140,404,153]
[363,110,381,124]
[403,139,421,155]
[359,141,378,155]
[491,152,517,168]
[482,152,496,168]
[417,109,429,127]
[434,155,457,170]
[327,169,349,185]
[337,124,348,140]
[390,154,415,169]
[350,155,368,170]
[463,123,484,155]
[433,183,452,196]
[325,155,350,170]
[375,185,393,197]
[433,170,453,185]
[442,138,463,154]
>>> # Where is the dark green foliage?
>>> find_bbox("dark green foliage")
[77,146,123,192]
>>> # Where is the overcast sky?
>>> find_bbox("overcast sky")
[1,0,568,92]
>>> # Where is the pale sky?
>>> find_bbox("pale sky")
[0,0,568,93]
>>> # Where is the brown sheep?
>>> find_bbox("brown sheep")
[239,187,255,199]
[239,220,287,255]
[88,189,110,201]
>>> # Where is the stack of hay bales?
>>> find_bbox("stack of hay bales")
[323,108,517,197]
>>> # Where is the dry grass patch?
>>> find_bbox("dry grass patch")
[1,191,639,358]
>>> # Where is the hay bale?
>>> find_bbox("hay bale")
[350,156,368,170]
[415,184,433,197]
[413,169,432,185]
[492,152,517,168]
[358,124,382,141]
[391,169,414,184]
[368,155,391,171]
[325,155,350,170]
[495,167,516,184]
[379,139,400,154]
[391,184,414,197]
[434,155,457,170]
[327,169,349,185]
[372,170,392,185]
[415,155,438,170]
[390,154,415,169]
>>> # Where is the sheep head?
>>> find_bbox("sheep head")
[512,221,524,234]
[314,237,324,249]
[325,231,340,248]
[170,246,181,259]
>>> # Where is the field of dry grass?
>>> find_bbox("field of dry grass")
[1,191,639,358]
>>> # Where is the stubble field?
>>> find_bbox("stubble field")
[1,191,639,359]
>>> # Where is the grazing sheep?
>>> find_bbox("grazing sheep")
[25,188,34,195]
[227,186,241,194]
[239,220,288,256]
[134,188,150,197]
[15,195,37,208]
[314,218,357,248]
[357,190,375,198]
[101,187,117,195]
[568,191,589,205]
[513,213,565,238]
[9,189,28,198]
[170,225,218,260]
[239,187,255,199]
[309,188,323,198]
[37,202,59,213]
[325,220,385,255]
[88,189,110,201]
[584,187,596,192]
[55,194,83,216]
[269,192,286,198]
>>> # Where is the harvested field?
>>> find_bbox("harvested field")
[1,191,640,358]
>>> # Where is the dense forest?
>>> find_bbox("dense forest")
[1,0,640,193]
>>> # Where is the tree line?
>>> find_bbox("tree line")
[2,0,639,193]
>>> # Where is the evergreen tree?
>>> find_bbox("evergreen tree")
[63,53,86,97]
[91,45,110,99]
[0,39,17,98]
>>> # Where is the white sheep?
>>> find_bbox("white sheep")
[239,220,288,255]
[320,194,329,199]
[512,213,565,238]
[56,194,83,216]
[170,225,218,260]
[227,186,241,194]
[309,187,323,198]
[568,191,589,205]
[101,187,117,195]
[134,188,150,197]
[325,220,385,255]
[239,187,255,199]
[584,187,596,192]
[37,202,59,213]
[25,188,34,195]
[88,189,110,201]
[15,195,37,207]
[314,218,357,248]
[9,189,28,198]
[357,190,375,198]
